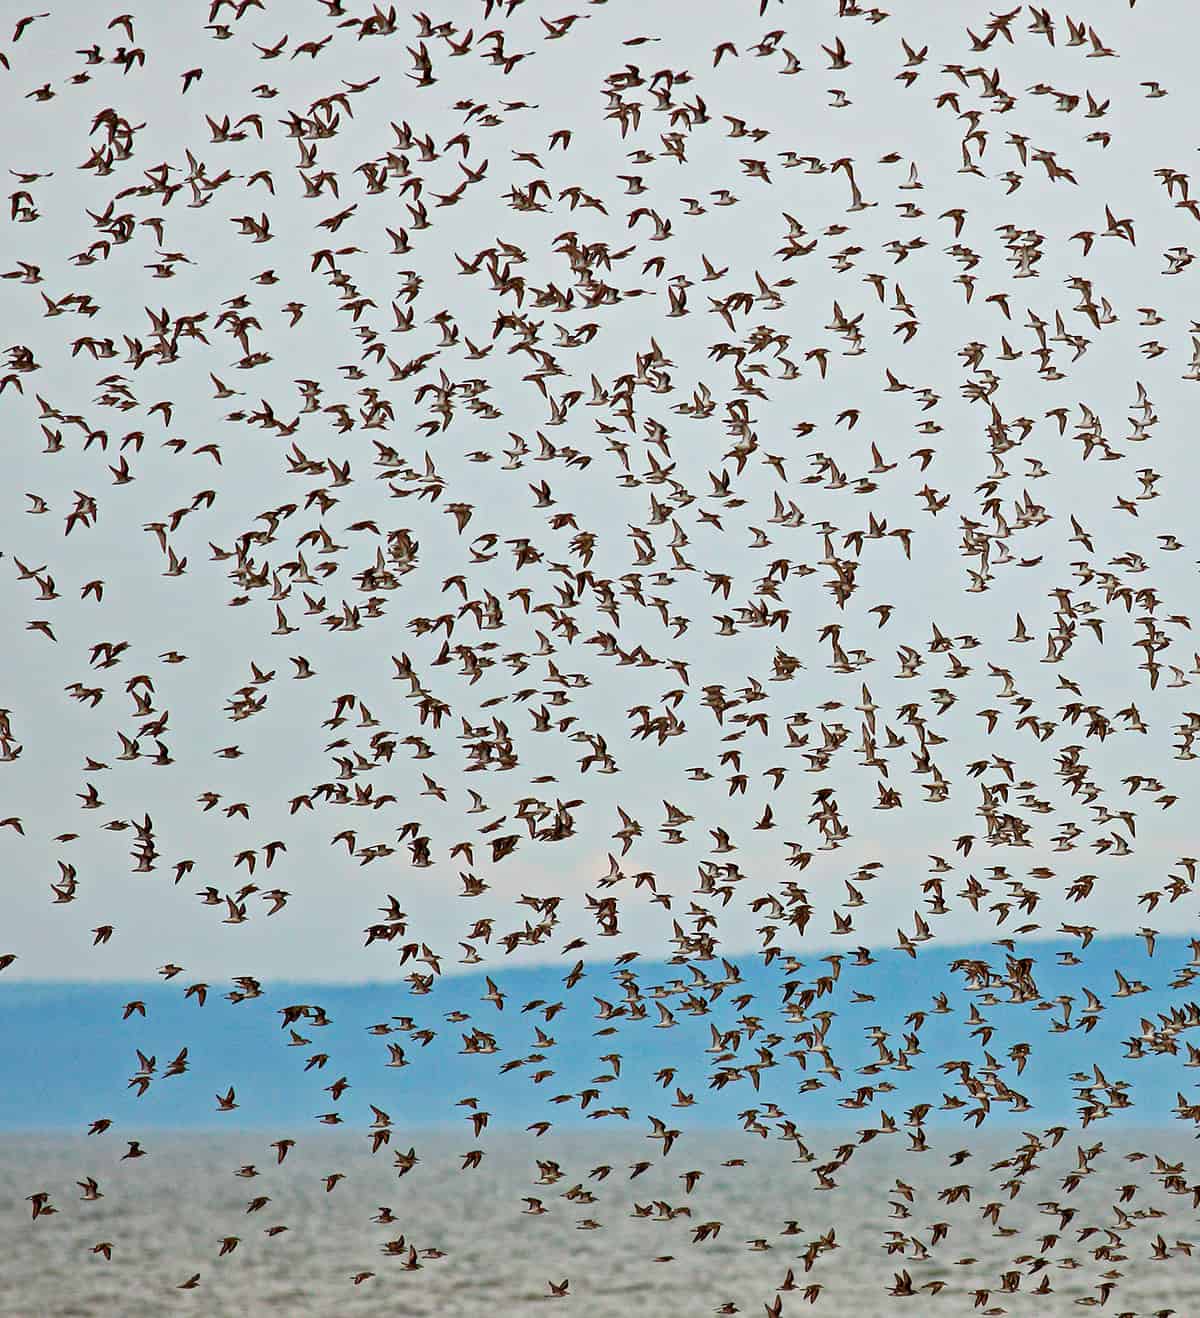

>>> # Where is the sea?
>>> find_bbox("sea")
[2,1128,1197,1316]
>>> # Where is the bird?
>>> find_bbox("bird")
[1,3,1199,1312]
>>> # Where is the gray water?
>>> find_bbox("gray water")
[2,1130,1197,1316]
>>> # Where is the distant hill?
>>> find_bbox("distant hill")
[3,935,1197,1130]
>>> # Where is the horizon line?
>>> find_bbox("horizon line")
[0,928,1187,987]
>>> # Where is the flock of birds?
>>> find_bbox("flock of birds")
[5,0,1200,1311]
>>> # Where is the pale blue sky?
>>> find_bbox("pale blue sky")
[2,0,1200,982]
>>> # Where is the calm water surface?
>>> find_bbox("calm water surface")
[2,1129,1197,1316]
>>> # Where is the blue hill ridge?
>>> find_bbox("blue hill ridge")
[3,935,1198,1131]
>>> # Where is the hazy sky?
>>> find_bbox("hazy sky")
[3,0,1200,983]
